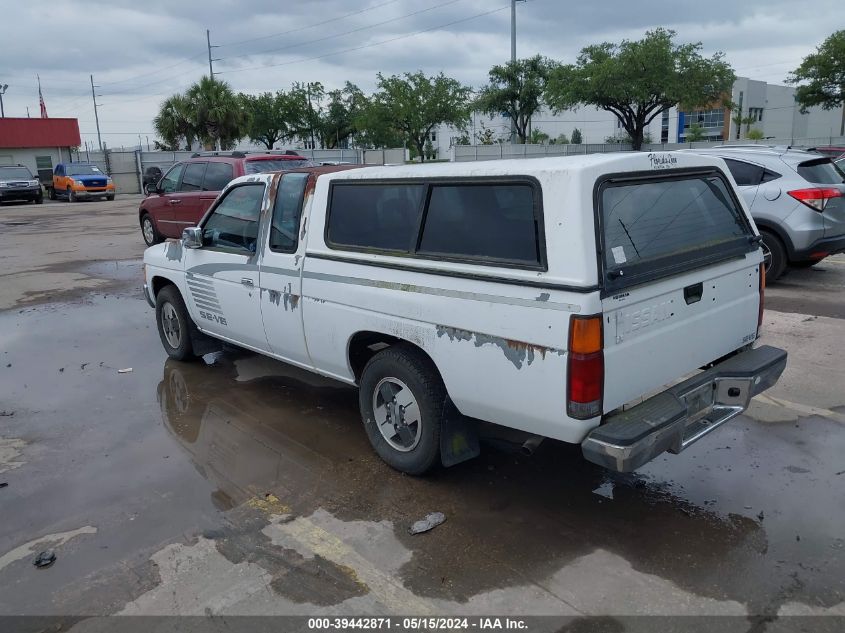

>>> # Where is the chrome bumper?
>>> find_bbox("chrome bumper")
[142,283,155,308]
[582,345,788,472]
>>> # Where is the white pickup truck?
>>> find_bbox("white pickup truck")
[143,153,787,475]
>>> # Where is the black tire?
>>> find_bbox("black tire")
[34,194,43,205]
[67,187,76,203]
[760,230,787,281]
[106,194,115,201]
[791,259,822,269]
[48,187,56,200]
[141,212,162,246]
[155,285,198,361]
[358,344,446,475]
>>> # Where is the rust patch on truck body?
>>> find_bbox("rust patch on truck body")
[436,325,554,369]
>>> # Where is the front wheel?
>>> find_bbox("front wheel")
[358,345,446,475]
[106,194,115,201]
[48,187,56,200]
[155,286,198,361]
[141,213,162,246]
[67,187,76,202]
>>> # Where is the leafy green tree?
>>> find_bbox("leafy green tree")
[570,128,582,144]
[476,56,551,144]
[550,132,569,144]
[454,131,471,145]
[686,122,707,142]
[474,123,499,145]
[363,71,471,161]
[318,83,367,149]
[529,128,550,144]
[545,29,735,150]
[154,94,197,151]
[241,91,291,149]
[788,30,845,135]
[186,76,247,149]
[746,128,765,140]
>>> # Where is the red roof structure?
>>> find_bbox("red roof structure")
[0,118,81,149]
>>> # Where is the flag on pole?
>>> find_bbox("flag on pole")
[38,75,48,118]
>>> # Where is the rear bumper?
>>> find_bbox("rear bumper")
[581,345,787,472]
[792,234,845,260]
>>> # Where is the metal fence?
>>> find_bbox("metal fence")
[69,147,409,194]
[451,136,845,162]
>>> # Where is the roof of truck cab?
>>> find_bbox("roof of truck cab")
[319,152,728,182]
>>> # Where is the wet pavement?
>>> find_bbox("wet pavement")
[1,200,844,628]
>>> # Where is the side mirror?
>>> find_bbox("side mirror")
[182,227,203,249]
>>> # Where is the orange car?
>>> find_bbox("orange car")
[49,162,115,201]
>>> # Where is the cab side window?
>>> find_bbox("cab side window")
[160,163,185,193]
[55,165,64,177]
[202,184,265,253]
[269,173,309,252]
[180,162,207,192]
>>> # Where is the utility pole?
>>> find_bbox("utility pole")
[90,75,102,151]
[509,0,522,144]
[0,84,7,118]
[207,29,215,78]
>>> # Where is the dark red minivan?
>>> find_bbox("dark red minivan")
[139,151,313,245]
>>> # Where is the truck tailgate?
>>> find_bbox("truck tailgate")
[602,255,761,412]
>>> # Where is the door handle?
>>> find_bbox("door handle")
[169,199,182,205]
[241,277,254,287]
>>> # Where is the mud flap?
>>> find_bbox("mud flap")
[440,399,480,467]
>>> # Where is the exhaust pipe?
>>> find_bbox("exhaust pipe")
[520,435,544,456]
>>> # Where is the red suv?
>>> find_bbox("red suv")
[139,151,312,245]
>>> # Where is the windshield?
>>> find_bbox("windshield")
[797,158,845,185]
[244,159,313,174]
[0,166,34,180]
[67,164,103,176]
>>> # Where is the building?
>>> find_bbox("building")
[0,117,81,180]
[434,76,844,155]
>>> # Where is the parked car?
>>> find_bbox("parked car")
[47,162,115,202]
[142,166,163,188]
[138,151,313,246]
[143,153,786,475]
[0,164,43,205]
[685,146,845,279]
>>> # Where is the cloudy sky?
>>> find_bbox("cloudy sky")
[1,0,842,149]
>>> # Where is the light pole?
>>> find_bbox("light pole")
[0,84,8,118]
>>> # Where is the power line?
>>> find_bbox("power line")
[217,0,404,47]
[218,0,466,63]
[218,3,511,75]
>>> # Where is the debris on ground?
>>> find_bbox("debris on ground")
[744,505,753,510]
[80,363,88,370]
[117,368,133,374]
[0,411,14,417]
[757,511,765,522]
[409,512,446,535]
[33,550,56,569]
[835,470,844,476]
[0,482,8,489]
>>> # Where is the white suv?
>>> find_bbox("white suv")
[143,155,787,475]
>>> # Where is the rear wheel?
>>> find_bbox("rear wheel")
[141,213,162,246]
[155,286,198,361]
[48,187,56,200]
[358,345,445,475]
[760,230,787,281]
[34,193,43,205]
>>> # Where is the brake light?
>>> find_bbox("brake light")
[787,187,842,212]
[757,264,765,336]
[567,314,604,419]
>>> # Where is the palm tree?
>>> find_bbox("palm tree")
[186,76,247,150]
[154,94,197,150]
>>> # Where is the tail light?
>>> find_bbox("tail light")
[787,187,842,212]
[567,314,604,419]
[757,264,765,337]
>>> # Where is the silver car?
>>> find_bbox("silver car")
[685,146,845,280]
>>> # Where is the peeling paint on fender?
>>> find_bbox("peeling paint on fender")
[435,325,555,369]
